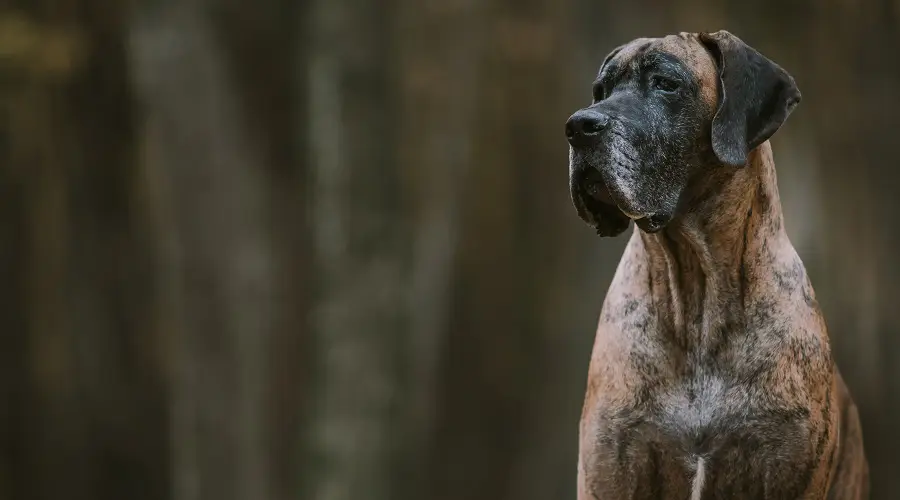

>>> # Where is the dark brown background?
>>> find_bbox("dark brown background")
[1,0,898,499]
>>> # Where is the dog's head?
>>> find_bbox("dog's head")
[566,30,801,236]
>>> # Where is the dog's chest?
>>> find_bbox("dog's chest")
[649,370,779,452]
[653,371,742,447]
[582,369,820,499]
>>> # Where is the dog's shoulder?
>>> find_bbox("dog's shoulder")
[826,369,870,499]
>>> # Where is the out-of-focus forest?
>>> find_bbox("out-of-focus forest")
[1,0,898,499]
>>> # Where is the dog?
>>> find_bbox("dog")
[565,31,869,499]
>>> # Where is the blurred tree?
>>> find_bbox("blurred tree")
[0,2,169,499]
[388,0,485,498]
[302,0,405,499]
[129,0,306,499]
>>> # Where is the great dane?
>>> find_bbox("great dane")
[566,30,869,499]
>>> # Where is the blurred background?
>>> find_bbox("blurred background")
[1,0,899,499]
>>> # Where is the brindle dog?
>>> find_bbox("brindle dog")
[566,31,869,499]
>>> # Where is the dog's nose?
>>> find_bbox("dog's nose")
[566,109,610,146]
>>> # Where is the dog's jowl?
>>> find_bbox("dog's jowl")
[567,31,869,499]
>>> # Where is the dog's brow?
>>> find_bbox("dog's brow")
[596,61,622,82]
[639,52,691,79]
[596,60,632,87]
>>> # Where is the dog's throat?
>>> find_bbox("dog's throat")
[642,229,746,347]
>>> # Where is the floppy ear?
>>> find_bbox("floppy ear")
[699,30,802,167]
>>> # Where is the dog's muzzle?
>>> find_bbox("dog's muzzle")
[566,108,630,236]
[566,108,672,236]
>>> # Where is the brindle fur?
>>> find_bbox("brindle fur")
[566,31,869,499]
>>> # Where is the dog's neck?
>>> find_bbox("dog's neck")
[635,141,788,350]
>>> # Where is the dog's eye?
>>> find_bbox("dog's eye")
[651,76,679,93]
[592,84,605,102]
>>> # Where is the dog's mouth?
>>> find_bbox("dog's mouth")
[571,167,632,237]
[582,168,616,205]
[572,167,670,236]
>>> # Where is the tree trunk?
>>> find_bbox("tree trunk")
[388,0,486,497]
[0,3,169,499]
[302,0,405,499]
[129,0,305,497]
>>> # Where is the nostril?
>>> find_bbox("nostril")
[583,119,603,134]
[583,113,609,135]
[565,120,576,139]
[566,110,609,143]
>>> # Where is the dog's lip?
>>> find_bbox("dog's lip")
[571,161,660,236]
[582,168,616,205]
[572,170,628,235]
[619,207,646,220]
[581,168,647,220]
[634,213,670,233]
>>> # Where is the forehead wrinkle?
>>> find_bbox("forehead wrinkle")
[637,52,693,79]
[596,61,626,84]
[598,38,652,77]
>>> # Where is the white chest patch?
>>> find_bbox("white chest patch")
[691,456,707,500]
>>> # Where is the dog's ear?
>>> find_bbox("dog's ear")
[699,30,801,167]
